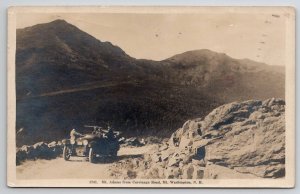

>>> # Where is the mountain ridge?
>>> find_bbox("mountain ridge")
[15,19,285,145]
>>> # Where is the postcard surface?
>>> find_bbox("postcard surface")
[7,6,295,188]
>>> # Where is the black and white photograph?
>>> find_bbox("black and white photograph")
[6,6,295,188]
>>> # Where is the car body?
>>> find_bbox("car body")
[62,132,120,163]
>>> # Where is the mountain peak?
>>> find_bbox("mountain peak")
[43,19,78,29]
[16,18,135,77]
[167,49,227,60]
[48,19,68,24]
[164,49,230,67]
[18,19,76,32]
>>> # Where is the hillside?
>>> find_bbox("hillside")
[16,19,139,97]
[112,98,285,179]
[162,49,285,102]
[16,20,285,145]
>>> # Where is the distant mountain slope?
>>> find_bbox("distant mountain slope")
[162,49,285,102]
[15,20,285,145]
[16,19,140,97]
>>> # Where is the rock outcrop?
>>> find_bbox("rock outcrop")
[16,141,63,165]
[111,98,285,179]
[120,137,145,147]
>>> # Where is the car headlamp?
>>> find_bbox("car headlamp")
[83,140,88,145]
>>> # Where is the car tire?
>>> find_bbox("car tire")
[89,148,95,163]
[63,146,71,161]
[112,149,118,157]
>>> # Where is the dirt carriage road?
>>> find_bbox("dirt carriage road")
[16,145,155,179]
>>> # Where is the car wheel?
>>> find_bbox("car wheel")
[63,146,71,161]
[112,149,118,157]
[89,148,95,163]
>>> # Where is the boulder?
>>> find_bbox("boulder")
[16,149,27,165]
[161,150,172,161]
[118,137,126,144]
[145,163,165,178]
[204,100,285,178]
[178,136,193,150]
[57,141,63,146]
[234,164,285,178]
[165,167,182,179]
[192,165,205,179]
[20,145,30,152]
[181,163,194,179]
[125,137,144,147]
[262,98,285,107]
[249,111,265,120]
[192,158,206,167]
[167,152,184,167]
[168,157,180,167]
[203,163,258,179]
[152,154,162,163]
[33,142,48,149]
[47,141,63,156]
[182,120,192,134]
[47,141,57,148]
[201,100,262,131]
[127,170,137,179]
[159,144,169,151]
[181,154,193,165]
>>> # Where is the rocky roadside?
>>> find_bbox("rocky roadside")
[16,136,145,165]
[110,98,285,179]
[16,141,63,165]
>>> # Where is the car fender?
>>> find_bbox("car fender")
[88,141,97,148]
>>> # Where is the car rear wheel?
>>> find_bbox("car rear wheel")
[89,148,96,163]
[63,146,71,161]
[111,149,118,157]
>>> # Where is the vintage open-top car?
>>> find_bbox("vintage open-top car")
[62,127,120,163]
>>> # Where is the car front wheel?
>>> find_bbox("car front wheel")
[63,146,71,161]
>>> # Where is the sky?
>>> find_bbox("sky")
[16,11,288,66]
